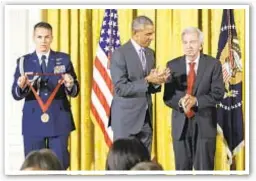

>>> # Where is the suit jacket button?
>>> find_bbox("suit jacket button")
[44,93,48,96]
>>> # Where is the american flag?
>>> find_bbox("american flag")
[90,9,121,147]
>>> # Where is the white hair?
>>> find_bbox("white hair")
[181,27,204,44]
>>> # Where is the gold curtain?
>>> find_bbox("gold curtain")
[42,9,245,171]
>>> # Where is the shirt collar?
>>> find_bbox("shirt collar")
[185,53,200,65]
[36,50,50,60]
[131,38,144,52]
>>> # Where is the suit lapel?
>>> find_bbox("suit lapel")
[181,56,187,76]
[127,41,144,77]
[192,54,206,95]
[180,56,187,87]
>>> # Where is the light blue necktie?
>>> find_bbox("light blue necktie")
[139,48,147,73]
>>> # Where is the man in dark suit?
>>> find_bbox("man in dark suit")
[12,22,79,170]
[163,27,225,170]
[110,16,170,154]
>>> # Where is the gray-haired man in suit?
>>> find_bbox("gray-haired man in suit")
[163,27,225,170]
[110,16,170,154]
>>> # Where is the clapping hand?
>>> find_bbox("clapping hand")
[180,94,197,113]
[145,67,171,85]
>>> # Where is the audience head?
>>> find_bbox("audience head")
[20,149,63,170]
[106,138,151,170]
[131,161,164,170]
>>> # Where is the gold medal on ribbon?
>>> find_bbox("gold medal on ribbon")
[41,113,49,123]
[26,72,65,124]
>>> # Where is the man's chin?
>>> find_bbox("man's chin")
[185,53,195,56]
[143,43,151,47]
[40,49,49,53]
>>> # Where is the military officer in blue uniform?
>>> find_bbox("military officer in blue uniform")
[11,22,79,170]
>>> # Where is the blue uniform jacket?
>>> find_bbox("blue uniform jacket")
[12,50,79,137]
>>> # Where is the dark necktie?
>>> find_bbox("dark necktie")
[186,62,196,118]
[41,55,47,73]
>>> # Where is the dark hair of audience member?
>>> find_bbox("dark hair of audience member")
[131,161,164,170]
[106,138,151,170]
[20,149,63,170]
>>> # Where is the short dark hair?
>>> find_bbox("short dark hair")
[132,16,154,32]
[131,161,164,170]
[106,138,150,170]
[34,22,52,32]
[20,149,63,170]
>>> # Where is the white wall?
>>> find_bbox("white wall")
[5,7,40,174]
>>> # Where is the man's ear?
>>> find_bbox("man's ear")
[199,43,204,53]
[132,30,137,36]
[199,43,203,50]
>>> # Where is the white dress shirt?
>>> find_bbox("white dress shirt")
[131,38,144,57]
[36,50,50,66]
[185,53,200,75]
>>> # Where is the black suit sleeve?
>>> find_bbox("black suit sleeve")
[196,60,225,109]
[163,61,186,112]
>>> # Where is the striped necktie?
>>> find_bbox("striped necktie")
[139,48,147,73]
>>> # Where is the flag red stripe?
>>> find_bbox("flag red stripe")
[222,66,231,82]
[92,80,110,117]
[95,56,113,94]
[91,101,112,147]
